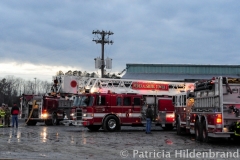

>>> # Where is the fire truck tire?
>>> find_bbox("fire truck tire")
[52,113,59,126]
[26,120,37,126]
[176,120,182,135]
[202,120,209,142]
[87,125,101,131]
[103,115,119,132]
[45,120,53,126]
[194,119,202,141]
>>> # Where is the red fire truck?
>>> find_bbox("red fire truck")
[21,75,81,126]
[21,94,74,125]
[174,77,240,142]
[69,78,194,131]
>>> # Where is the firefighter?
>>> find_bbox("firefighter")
[4,104,11,127]
[145,105,153,134]
[0,103,6,127]
[11,103,20,128]
[235,121,240,136]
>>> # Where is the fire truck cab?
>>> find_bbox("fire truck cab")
[76,92,144,131]
[175,77,240,142]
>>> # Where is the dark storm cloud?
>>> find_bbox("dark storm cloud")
[1,0,240,77]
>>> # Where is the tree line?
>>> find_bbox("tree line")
[0,71,121,107]
[0,76,52,107]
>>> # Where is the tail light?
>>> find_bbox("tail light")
[166,113,175,122]
[216,114,222,124]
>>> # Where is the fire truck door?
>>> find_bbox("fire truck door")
[121,96,133,123]
[96,95,111,113]
[158,99,174,125]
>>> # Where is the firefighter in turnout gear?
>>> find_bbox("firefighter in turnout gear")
[235,122,240,136]
[0,103,6,127]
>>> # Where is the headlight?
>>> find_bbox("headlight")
[70,113,75,116]
[83,113,93,117]
[42,113,48,118]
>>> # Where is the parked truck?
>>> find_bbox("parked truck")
[174,77,240,142]
[21,74,81,126]
[68,78,194,131]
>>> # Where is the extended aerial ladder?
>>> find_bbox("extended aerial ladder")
[82,78,194,95]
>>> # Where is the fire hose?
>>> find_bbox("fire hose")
[25,100,38,125]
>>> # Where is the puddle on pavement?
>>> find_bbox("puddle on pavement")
[2,126,97,145]
[165,139,173,145]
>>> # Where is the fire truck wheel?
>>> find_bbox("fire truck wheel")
[87,125,101,132]
[52,113,59,125]
[26,120,37,126]
[194,119,202,141]
[162,124,174,131]
[176,120,182,135]
[103,115,119,132]
[45,120,53,126]
[202,120,209,142]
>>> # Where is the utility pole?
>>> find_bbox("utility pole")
[92,30,114,78]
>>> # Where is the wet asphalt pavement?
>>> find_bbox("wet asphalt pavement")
[0,120,240,160]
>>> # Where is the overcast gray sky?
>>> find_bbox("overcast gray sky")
[1,0,240,81]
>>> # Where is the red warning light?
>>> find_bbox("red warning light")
[70,80,77,88]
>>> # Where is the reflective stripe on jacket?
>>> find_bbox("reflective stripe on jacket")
[0,110,6,116]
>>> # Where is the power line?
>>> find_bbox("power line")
[92,30,114,78]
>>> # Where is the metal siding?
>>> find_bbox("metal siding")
[126,64,240,75]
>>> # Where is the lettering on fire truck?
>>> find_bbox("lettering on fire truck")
[132,82,169,91]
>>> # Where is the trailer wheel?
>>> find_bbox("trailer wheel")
[202,120,209,142]
[87,125,101,132]
[103,115,119,132]
[195,119,202,141]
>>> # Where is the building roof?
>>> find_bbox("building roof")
[122,73,240,82]
[122,64,240,82]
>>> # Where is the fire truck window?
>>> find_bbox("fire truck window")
[123,97,131,106]
[172,96,175,105]
[73,96,80,106]
[89,96,94,106]
[96,96,106,106]
[82,96,89,106]
[134,98,140,105]
[100,96,106,105]
[178,96,181,106]
[117,97,122,106]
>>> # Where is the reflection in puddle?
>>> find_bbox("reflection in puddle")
[40,127,48,142]
[165,139,173,145]
[70,135,75,144]
[82,132,87,144]
[8,128,21,143]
